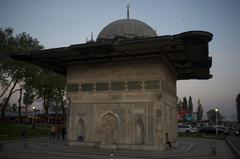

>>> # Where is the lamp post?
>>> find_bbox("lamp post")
[215,108,218,135]
[32,106,36,129]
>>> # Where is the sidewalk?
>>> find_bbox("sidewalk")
[0,137,237,159]
[225,136,240,158]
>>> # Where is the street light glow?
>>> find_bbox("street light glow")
[32,106,36,129]
[215,108,218,135]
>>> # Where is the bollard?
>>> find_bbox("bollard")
[212,143,216,155]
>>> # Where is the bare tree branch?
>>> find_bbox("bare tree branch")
[0,79,13,98]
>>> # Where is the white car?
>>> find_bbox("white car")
[178,125,198,133]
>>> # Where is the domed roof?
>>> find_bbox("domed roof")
[97,19,157,42]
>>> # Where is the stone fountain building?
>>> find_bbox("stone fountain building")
[12,14,213,151]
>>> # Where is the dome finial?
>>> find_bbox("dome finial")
[127,4,130,19]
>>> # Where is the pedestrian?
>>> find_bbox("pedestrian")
[50,125,56,140]
[229,125,232,135]
[61,126,66,140]
[56,125,61,139]
[165,132,172,149]
[21,130,28,138]
[78,135,84,142]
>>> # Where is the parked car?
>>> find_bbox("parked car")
[178,124,198,133]
[216,126,229,135]
[198,126,227,135]
[198,127,215,134]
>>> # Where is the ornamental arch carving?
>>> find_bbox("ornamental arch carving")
[77,117,85,141]
[100,112,119,144]
[135,118,144,144]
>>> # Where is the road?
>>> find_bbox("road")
[0,137,237,159]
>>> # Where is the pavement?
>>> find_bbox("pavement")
[0,137,238,159]
[225,136,240,158]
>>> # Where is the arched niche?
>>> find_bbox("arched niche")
[77,118,85,141]
[135,118,144,144]
[100,113,118,144]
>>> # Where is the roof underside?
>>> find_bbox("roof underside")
[11,31,213,80]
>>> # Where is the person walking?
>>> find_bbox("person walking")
[56,125,61,139]
[50,125,56,140]
[61,126,66,140]
[165,132,172,149]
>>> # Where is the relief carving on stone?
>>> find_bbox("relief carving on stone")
[135,118,144,144]
[77,118,85,141]
[100,113,118,144]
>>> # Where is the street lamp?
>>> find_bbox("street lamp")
[32,106,36,129]
[215,108,218,135]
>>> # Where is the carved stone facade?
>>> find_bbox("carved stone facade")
[67,58,177,151]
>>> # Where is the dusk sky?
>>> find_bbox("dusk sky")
[0,0,239,120]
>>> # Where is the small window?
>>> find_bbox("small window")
[127,81,142,90]
[67,84,79,92]
[96,82,109,91]
[81,83,94,91]
[111,82,125,91]
[144,80,160,89]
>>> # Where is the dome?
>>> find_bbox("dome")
[97,19,157,42]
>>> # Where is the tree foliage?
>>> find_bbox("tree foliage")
[207,109,223,124]
[177,96,195,122]
[0,27,66,118]
[0,28,43,117]
[176,98,182,113]
[29,70,66,115]
[188,96,193,113]
[182,97,188,112]
[236,92,240,123]
[197,99,203,121]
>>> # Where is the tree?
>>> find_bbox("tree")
[45,72,66,115]
[53,76,66,115]
[236,92,240,123]
[0,28,67,120]
[207,109,223,125]
[176,98,183,122]
[188,96,193,114]
[18,88,23,122]
[29,69,66,116]
[182,97,188,121]
[22,65,42,111]
[182,97,188,111]
[176,98,182,113]
[23,86,35,112]
[0,27,43,117]
[31,70,53,115]
[197,99,203,121]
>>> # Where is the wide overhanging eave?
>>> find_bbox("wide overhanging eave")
[10,31,213,80]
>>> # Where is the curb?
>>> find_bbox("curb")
[225,137,240,158]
